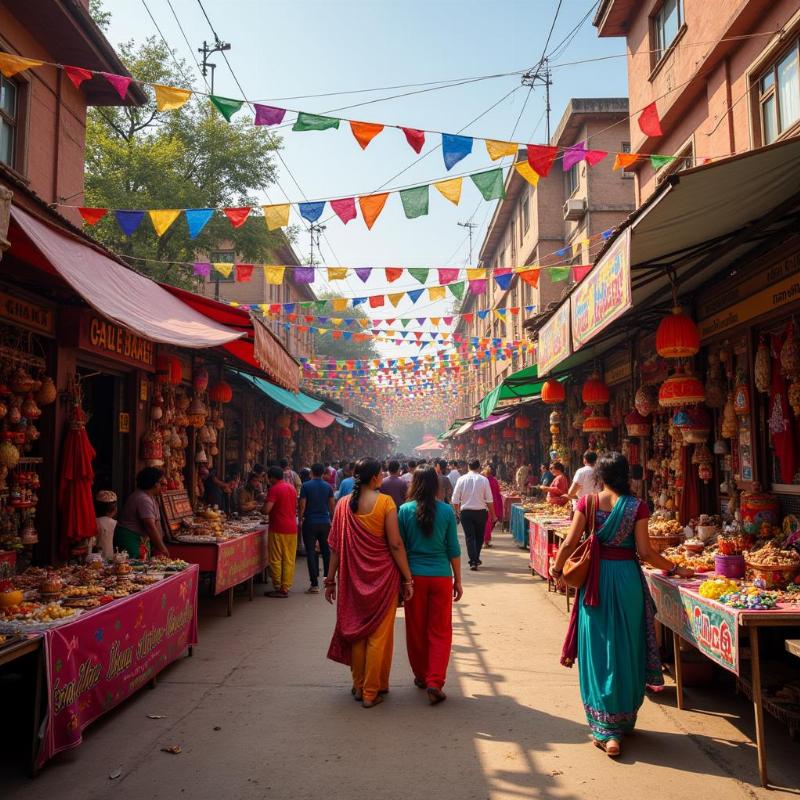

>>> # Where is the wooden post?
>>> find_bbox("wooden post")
[750,626,768,787]
[672,630,684,710]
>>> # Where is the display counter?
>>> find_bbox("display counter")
[509,504,529,549]
[501,493,521,530]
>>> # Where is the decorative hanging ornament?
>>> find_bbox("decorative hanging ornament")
[209,380,233,404]
[193,367,209,393]
[656,307,700,358]
[157,354,183,386]
[733,371,750,416]
[780,322,800,378]
[583,413,613,433]
[658,368,705,408]
[624,409,651,437]
[634,384,658,417]
[754,337,771,394]
[514,415,531,429]
[581,372,610,406]
[721,393,738,438]
[541,378,565,404]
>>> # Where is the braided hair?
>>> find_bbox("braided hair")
[408,466,439,537]
[349,457,383,513]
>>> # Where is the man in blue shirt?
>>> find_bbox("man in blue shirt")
[299,463,335,594]
[336,470,356,500]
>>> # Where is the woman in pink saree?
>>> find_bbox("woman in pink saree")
[483,465,504,547]
[325,458,414,708]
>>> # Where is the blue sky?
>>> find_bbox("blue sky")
[102,0,629,360]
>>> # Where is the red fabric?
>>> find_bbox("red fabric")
[267,481,297,533]
[223,207,251,228]
[404,576,453,690]
[770,331,795,483]
[326,500,400,666]
[64,66,93,89]
[527,144,558,177]
[484,474,503,544]
[58,424,96,554]
[638,102,663,137]
[402,127,425,153]
[385,267,403,283]
[330,198,356,225]
[78,207,108,225]
[235,263,254,282]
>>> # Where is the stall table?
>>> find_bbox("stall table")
[169,526,267,616]
[509,504,529,549]
[501,493,521,531]
[29,565,199,769]
[645,570,800,788]
[526,515,573,609]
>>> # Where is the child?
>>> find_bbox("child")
[94,490,118,560]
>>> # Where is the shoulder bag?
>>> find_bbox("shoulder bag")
[562,494,598,589]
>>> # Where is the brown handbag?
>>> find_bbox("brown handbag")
[562,494,598,589]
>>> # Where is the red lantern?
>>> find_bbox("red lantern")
[502,427,515,440]
[541,378,565,404]
[208,380,233,404]
[156,354,182,386]
[581,372,610,406]
[656,307,700,359]
[477,435,487,446]
[514,415,531,429]
[583,413,613,433]
[658,369,706,408]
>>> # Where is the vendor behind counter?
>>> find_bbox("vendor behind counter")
[114,467,170,559]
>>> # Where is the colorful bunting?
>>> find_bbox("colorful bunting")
[402,127,425,153]
[388,293,405,307]
[434,177,462,205]
[193,262,211,278]
[148,209,181,236]
[355,268,371,283]
[514,161,540,186]
[527,144,558,178]
[586,148,608,167]
[0,54,43,77]
[185,208,214,239]
[264,265,285,285]
[350,120,384,149]
[64,66,93,89]
[650,154,676,170]
[442,133,473,170]
[298,201,325,223]
[369,295,385,308]
[572,264,592,282]
[330,197,357,225]
[358,193,389,230]
[563,141,587,171]
[485,140,518,160]
[101,72,132,101]
[400,185,429,219]
[408,268,430,285]
[470,169,505,201]
[78,207,108,226]
[494,269,513,291]
[263,204,290,230]
[466,268,487,281]
[210,95,244,122]
[428,286,446,301]
[327,267,348,281]
[438,268,459,285]
[407,289,424,304]
[293,266,315,284]
[235,264,254,282]
[223,207,251,228]
[293,112,340,131]
[448,281,465,300]
[638,102,662,137]
[331,298,349,312]
[385,267,403,283]
[612,152,639,171]
[519,269,539,288]
[550,266,571,283]
[153,84,192,111]
[213,262,234,279]
[114,210,145,236]
[254,104,286,126]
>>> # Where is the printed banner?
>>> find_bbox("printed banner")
[214,529,267,594]
[529,521,549,580]
[571,227,631,351]
[537,301,571,375]
[38,567,199,766]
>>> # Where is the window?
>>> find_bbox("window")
[520,192,530,238]
[620,142,634,178]
[210,250,235,282]
[0,75,19,169]
[509,221,517,266]
[565,162,579,197]
[759,39,800,144]
[653,0,683,64]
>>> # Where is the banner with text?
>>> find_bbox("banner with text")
[537,301,571,375]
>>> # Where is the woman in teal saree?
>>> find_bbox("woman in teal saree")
[551,452,693,757]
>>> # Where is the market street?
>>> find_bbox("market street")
[5,532,798,800]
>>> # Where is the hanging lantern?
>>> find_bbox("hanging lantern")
[721,393,738,438]
[156,354,182,386]
[502,427,515,440]
[780,322,800,377]
[754,337,771,394]
[581,372,610,406]
[209,380,233,404]
[680,407,711,444]
[514,416,531,429]
[583,413,613,433]
[541,378,565,404]
[477,435,487,446]
[624,409,651,437]
[634,385,658,417]
[656,307,700,358]
[658,368,705,408]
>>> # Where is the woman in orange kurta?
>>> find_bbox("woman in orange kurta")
[326,458,414,708]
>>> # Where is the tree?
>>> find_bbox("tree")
[84,35,290,288]
[312,293,379,362]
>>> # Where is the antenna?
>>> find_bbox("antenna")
[521,57,553,141]
[457,220,479,266]
[198,38,232,94]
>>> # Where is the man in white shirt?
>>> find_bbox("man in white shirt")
[452,459,496,571]
[567,450,599,510]
[447,461,461,490]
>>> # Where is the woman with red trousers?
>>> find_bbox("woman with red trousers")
[398,466,463,704]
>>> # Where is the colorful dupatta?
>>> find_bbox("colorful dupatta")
[326,499,400,665]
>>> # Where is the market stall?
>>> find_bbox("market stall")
[509,503,529,550]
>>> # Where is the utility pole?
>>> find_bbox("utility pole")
[309,223,325,269]
[457,221,478,266]
[198,38,231,94]
[522,58,553,142]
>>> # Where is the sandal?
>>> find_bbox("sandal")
[427,687,447,705]
[413,678,426,689]
[593,738,621,757]
[362,695,384,708]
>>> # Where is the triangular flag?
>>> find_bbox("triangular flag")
[331,298,349,312]
[209,95,244,122]
[485,139,518,160]
[101,72,132,101]
[563,141,587,171]
[253,104,286,126]
[469,279,487,295]
[114,210,145,237]
[369,295,385,309]
[330,197,357,225]
[358,193,389,230]
[400,185,429,219]
[466,268,487,281]
[428,286,445,301]
[586,148,608,167]
[385,267,403,283]
[193,262,211,277]
[402,127,425,153]
[471,169,505,201]
[78,207,107,226]
[638,102,663,137]
[293,112,340,131]
[388,293,405,307]
[448,281,465,300]
[613,152,639,171]
[407,171,453,204]
[438,268,459,285]
[153,84,192,111]
[519,268,540,288]
[355,268,371,283]
[64,65,93,89]
[263,204,290,230]
[223,207,250,228]
[572,264,592,282]
[236,264,254,282]
[298,201,325,223]
[407,289,424,304]
[408,268,430,285]
[327,267,348,281]
[264,265,285,285]
[514,161,540,187]
[527,144,558,177]
[213,262,234,279]
[442,133,473,170]
[494,269,513,291]
[293,266,315,284]
[549,266,571,283]
[650,154,676,170]
[148,209,181,236]
[0,54,43,77]
[185,208,214,239]
[350,120,384,149]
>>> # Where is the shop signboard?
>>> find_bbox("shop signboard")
[62,309,156,370]
[0,290,54,335]
[571,227,631,351]
[537,301,571,375]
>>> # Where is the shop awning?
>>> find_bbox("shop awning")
[334,415,355,428]
[300,408,336,428]
[479,365,545,419]
[414,439,444,452]
[473,411,515,430]
[9,206,244,348]
[454,420,475,436]
[231,371,323,414]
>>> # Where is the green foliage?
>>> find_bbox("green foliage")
[312,293,379,361]
[84,37,286,288]
[88,0,111,31]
